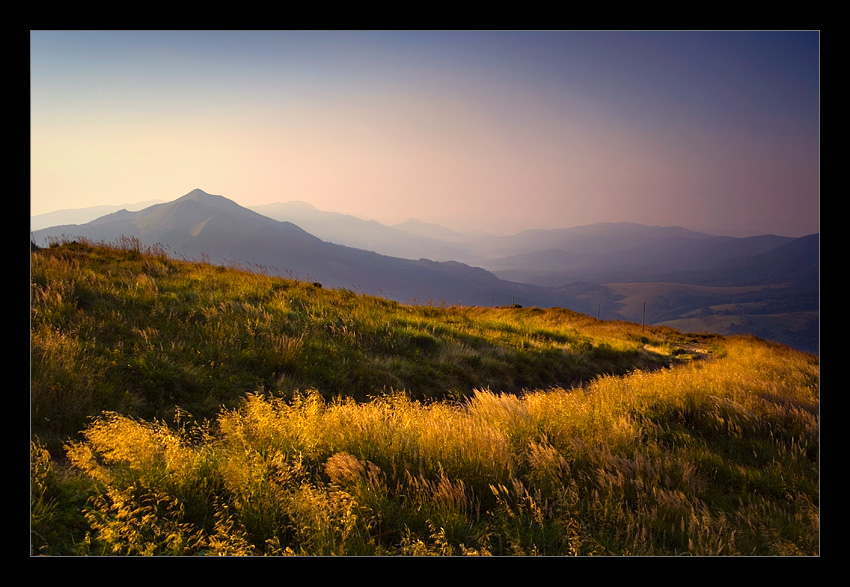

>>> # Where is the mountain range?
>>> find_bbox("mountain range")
[31,189,572,308]
[31,189,819,352]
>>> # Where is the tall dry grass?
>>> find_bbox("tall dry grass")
[63,335,818,555]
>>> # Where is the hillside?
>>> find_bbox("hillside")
[31,240,819,556]
[31,238,693,443]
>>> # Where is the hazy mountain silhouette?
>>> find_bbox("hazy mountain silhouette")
[243,207,806,287]
[390,218,469,242]
[30,200,165,231]
[647,233,819,288]
[476,224,796,286]
[248,201,472,262]
[38,199,800,287]
[31,189,575,307]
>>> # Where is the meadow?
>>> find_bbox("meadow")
[30,238,819,555]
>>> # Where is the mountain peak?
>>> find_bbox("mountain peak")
[284,200,319,210]
[181,188,215,200]
[174,189,247,213]
[392,218,462,240]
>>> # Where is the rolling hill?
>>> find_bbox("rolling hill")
[599,234,820,353]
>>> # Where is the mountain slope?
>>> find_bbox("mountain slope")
[692,233,819,286]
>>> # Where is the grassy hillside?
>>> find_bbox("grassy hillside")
[31,238,693,445]
[30,239,819,556]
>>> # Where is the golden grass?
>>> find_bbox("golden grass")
[58,333,817,555]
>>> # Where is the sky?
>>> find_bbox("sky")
[30,30,819,237]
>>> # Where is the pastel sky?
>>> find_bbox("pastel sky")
[30,30,819,237]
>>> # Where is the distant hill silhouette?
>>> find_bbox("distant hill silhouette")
[390,218,468,242]
[476,224,796,286]
[248,201,471,262]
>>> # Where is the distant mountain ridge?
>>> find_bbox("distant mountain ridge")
[31,200,165,231]
[31,191,818,295]
[247,201,472,262]
[35,195,805,285]
[648,233,819,287]
[475,225,797,286]
[390,218,468,242]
